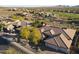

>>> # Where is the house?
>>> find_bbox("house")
[13,20,32,27]
[45,12,53,17]
[8,8,17,11]
[24,13,33,20]
[2,21,14,33]
[40,26,76,53]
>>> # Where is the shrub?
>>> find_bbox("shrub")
[20,26,30,40]
[12,15,24,21]
[32,20,43,27]
[29,28,41,45]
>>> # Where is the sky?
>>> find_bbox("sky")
[0,0,79,7]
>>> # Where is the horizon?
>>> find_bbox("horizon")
[0,0,79,7]
[0,5,78,7]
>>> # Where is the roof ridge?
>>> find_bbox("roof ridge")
[54,37,60,47]
[59,36,68,48]
[61,29,71,40]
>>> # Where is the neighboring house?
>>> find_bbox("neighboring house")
[2,21,14,33]
[40,26,76,53]
[25,13,33,20]
[13,20,32,27]
[6,24,14,32]
[8,8,17,11]
[45,12,53,17]
[13,20,21,27]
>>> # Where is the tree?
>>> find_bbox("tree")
[20,26,30,40]
[0,24,3,31]
[20,26,42,50]
[32,20,43,27]
[29,28,41,45]
[12,15,24,21]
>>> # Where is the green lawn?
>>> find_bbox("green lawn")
[53,12,79,20]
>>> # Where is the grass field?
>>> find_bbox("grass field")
[53,12,79,20]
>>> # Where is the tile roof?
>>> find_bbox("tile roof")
[44,38,58,46]
[60,34,72,48]
[43,26,76,49]
[63,29,76,40]
[45,36,67,49]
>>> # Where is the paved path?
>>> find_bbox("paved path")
[2,36,34,54]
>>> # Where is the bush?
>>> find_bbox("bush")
[20,26,30,40]
[4,47,17,54]
[20,26,42,45]
[32,20,43,27]
[29,28,41,45]
[12,15,24,21]
[0,24,3,31]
